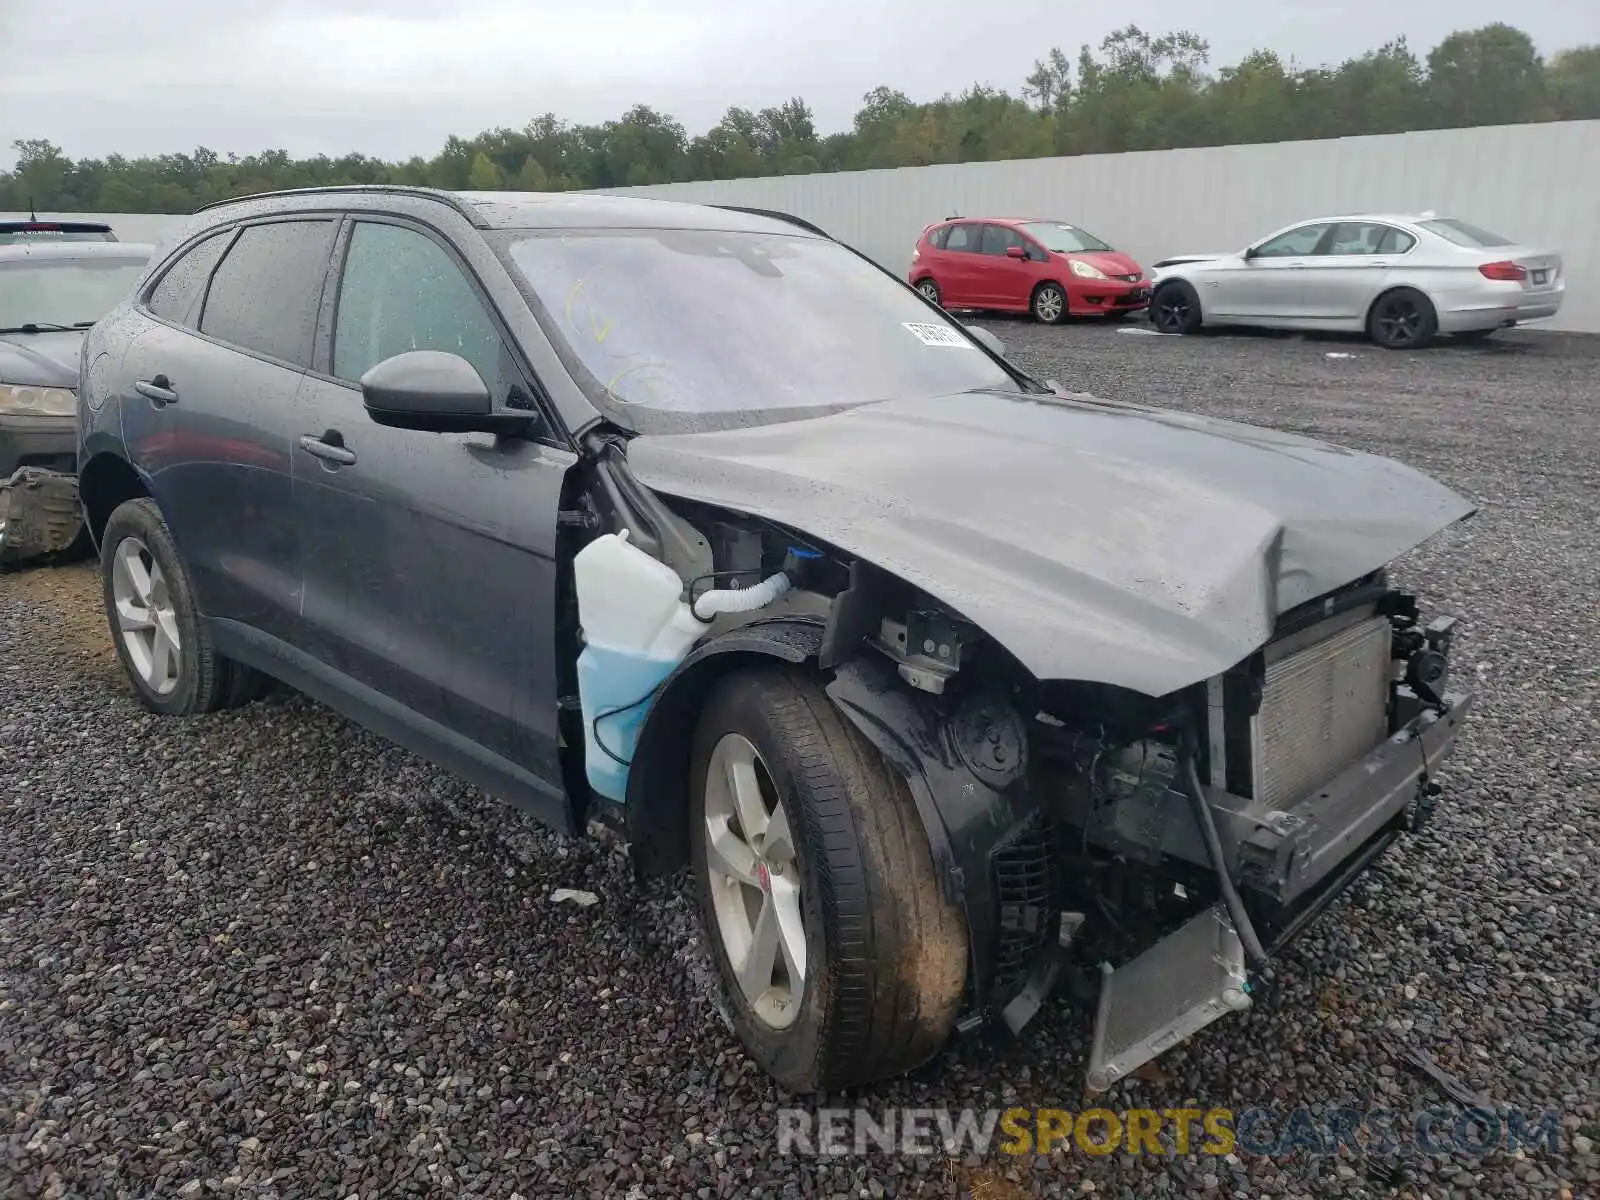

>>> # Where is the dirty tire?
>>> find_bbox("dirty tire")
[688,666,968,1093]
[1151,280,1203,334]
[1367,287,1438,350]
[100,497,264,716]
[1031,282,1067,325]
[915,277,942,307]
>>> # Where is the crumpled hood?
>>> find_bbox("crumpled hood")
[626,387,1476,697]
[0,330,83,387]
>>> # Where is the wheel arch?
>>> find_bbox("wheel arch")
[78,450,150,550]
[624,620,827,879]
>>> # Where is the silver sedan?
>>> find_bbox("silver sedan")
[1147,213,1564,348]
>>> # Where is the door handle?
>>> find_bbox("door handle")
[298,431,356,466]
[134,375,177,405]
[1367,261,1390,269]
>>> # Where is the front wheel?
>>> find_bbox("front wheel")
[100,497,265,715]
[1150,281,1202,334]
[688,666,968,1093]
[1368,288,1438,350]
[1031,283,1067,324]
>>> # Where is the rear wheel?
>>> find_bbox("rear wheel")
[688,666,968,1093]
[1151,281,1202,334]
[915,278,942,306]
[1368,288,1438,349]
[100,497,265,716]
[1031,283,1067,325]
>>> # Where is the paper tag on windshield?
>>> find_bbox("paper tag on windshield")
[902,322,973,348]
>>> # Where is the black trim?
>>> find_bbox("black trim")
[707,205,833,240]
[196,184,487,226]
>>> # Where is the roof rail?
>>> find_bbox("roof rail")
[194,184,485,225]
[708,205,832,240]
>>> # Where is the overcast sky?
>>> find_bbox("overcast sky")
[3,0,1595,165]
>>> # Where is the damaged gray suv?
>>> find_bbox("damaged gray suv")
[76,186,1475,1094]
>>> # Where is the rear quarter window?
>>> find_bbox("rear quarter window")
[927,225,950,250]
[145,231,234,326]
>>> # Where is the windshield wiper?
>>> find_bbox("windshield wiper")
[0,321,95,334]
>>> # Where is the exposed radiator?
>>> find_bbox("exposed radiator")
[1250,614,1392,808]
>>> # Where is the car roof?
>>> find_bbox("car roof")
[190,184,830,238]
[0,240,154,263]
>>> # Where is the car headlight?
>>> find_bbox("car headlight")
[0,384,76,417]
[1070,259,1108,280]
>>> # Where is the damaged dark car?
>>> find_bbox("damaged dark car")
[75,186,1475,1094]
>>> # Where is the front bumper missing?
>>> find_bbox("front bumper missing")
[0,466,84,565]
[1085,690,1472,1092]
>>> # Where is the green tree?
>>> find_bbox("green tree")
[1548,45,1600,119]
[1426,23,1549,127]
[3,22,1587,214]
[466,150,505,189]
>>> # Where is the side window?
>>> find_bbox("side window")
[927,225,950,250]
[979,225,1025,256]
[332,221,512,400]
[1254,223,1331,258]
[145,231,232,326]
[199,220,337,368]
[944,223,979,253]
[1375,227,1417,255]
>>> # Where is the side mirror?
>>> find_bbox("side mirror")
[1243,245,1261,261]
[1005,245,1026,259]
[965,325,1005,357]
[360,350,538,436]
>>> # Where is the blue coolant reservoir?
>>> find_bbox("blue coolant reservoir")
[572,532,710,803]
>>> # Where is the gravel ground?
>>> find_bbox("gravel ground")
[3,321,1598,1200]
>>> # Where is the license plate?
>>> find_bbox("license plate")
[1532,269,1547,284]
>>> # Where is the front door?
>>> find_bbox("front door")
[1200,222,1332,321]
[291,216,574,794]
[975,223,1035,309]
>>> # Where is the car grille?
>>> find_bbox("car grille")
[1249,614,1392,808]
[1112,273,1143,282]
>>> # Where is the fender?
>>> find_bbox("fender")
[623,617,826,877]
[824,656,1061,1038]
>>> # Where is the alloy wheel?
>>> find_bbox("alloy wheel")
[1373,295,1423,346]
[110,535,182,695]
[1154,291,1191,333]
[1034,286,1064,323]
[916,280,940,304]
[702,732,806,1029]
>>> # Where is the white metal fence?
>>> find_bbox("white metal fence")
[9,119,1597,332]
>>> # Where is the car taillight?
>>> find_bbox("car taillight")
[1479,260,1527,281]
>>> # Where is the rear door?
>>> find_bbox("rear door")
[935,222,986,308]
[1298,221,1415,323]
[976,223,1034,309]
[119,218,335,642]
[291,214,574,797]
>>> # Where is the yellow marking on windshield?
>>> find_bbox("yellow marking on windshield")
[563,278,613,343]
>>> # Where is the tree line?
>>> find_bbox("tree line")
[4,22,1597,215]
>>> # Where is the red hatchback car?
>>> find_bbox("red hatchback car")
[908,217,1150,324]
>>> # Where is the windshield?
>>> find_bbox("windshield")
[502,227,1020,433]
[1418,218,1515,249]
[1021,222,1113,253]
[0,255,149,329]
